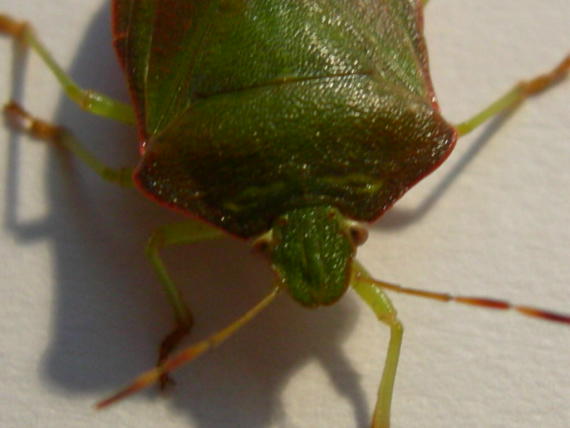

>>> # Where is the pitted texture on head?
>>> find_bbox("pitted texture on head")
[270,206,355,307]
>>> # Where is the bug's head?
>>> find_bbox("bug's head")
[254,206,368,307]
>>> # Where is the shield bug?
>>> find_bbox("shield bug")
[1,2,568,425]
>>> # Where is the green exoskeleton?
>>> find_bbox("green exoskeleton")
[1,1,568,427]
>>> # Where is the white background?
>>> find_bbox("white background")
[0,1,568,427]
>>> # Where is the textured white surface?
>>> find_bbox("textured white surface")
[0,1,568,427]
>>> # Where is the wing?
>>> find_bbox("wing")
[113,0,456,237]
[113,0,436,139]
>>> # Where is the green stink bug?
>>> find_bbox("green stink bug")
[1,0,568,426]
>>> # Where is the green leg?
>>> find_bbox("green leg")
[145,220,224,383]
[4,102,134,187]
[351,262,403,428]
[455,55,570,136]
[0,14,135,124]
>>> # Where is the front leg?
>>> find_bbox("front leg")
[351,262,404,428]
[145,220,223,387]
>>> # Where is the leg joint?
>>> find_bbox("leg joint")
[0,14,29,40]
[378,313,403,331]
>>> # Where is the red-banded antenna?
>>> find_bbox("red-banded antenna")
[357,274,570,325]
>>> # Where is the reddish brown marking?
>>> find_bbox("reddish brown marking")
[522,55,570,95]
[112,32,129,43]
[96,370,161,409]
[162,345,203,372]
[97,341,209,409]
[455,297,511,310]
[4,101,62,141]
[516,306,570,324]
[362,276,570,325]
[0,14,27,38]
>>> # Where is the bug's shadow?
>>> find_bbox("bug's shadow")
[4,5,368,428]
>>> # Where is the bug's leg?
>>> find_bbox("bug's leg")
[145,221,224,387]
[3,102,134,187]
[351,262,403,428]
[455,55,570,136]
[0,14,135,124]
[97,287,280,408]
[351,262,569,428]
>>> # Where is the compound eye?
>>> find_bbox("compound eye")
[348,224,368,246]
